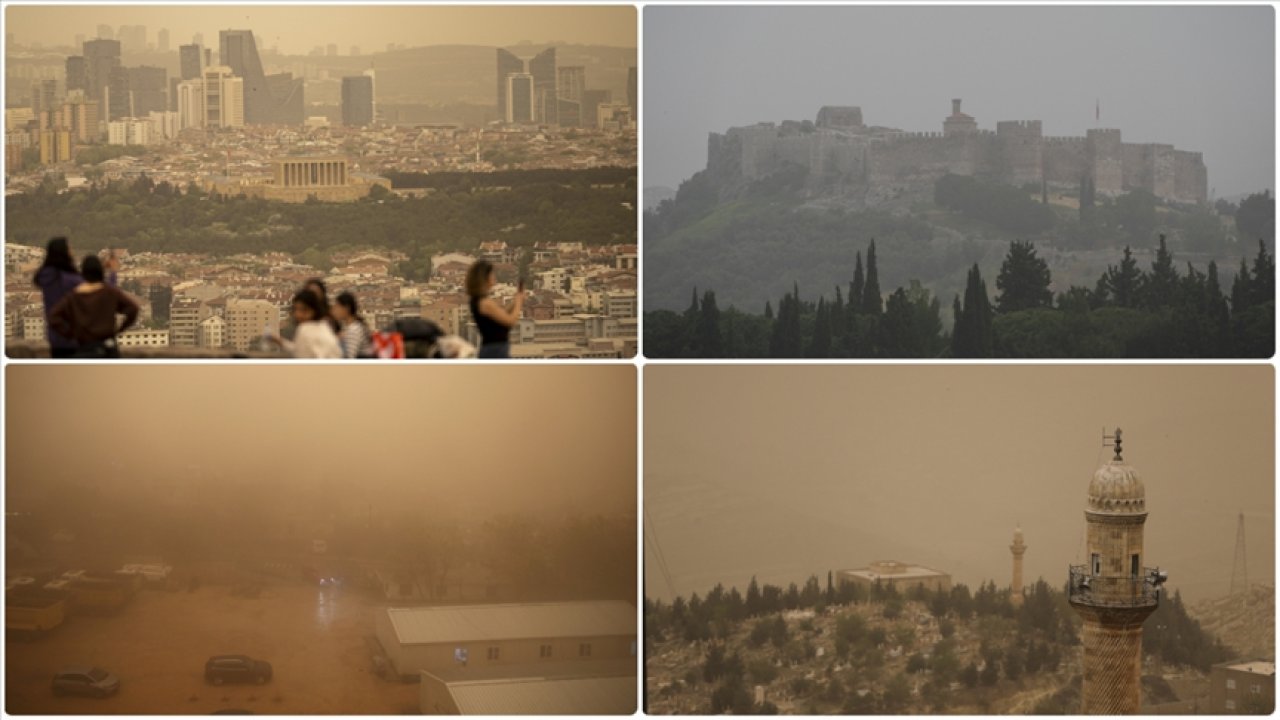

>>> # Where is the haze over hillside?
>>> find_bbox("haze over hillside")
[645,366,1274,605]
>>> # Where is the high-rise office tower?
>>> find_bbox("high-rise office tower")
[179,44,204,80]
[157,28,169,52]
[106,65,131,120]
[506,73,534,124]
[128,66,167,116]
[97,24,114,40]
[219,29,303,125]
[528,47,557,124]
[496,48,523,123]
[341,75,374,127]
[557,66,586,128]
[31,79,58,117]
[627,66,637,116]
[83,38,121,117]
[117,25,146,54]
[192,32,204,47]
[581,88,611,127]
[65,56,87,93]
[201,66,245,129]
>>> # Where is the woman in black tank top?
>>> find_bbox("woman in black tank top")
[465,259,526,359]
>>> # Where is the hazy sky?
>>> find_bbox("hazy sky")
[5,4,636,54]
[645,365,1274,604]
[645,6,1274,198]
[7,365,636,519]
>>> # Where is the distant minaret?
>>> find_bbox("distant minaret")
[1068,428,1167,715]
[1010,525,1027,607]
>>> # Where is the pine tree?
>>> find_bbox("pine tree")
[995,240,1053,313]
[1250,238,1274,307]
[1140,234,1179,310]
[1100,246,1143,308]
[863,240,883,315]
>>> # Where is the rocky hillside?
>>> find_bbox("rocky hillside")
[1189,584,1275,661]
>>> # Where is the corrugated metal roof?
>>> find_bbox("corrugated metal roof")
[385,601,636,646]
[447,675,636,715]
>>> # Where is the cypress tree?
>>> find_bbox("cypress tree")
[953,264,994,357]
[863,240,883,315]
[850,252,865,315]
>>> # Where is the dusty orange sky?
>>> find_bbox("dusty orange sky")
[5,5,637,53]
[645,365,1274,603]
[7,365,636,520]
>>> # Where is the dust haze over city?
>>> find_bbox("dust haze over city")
[644,6,1272,197]
[4,4,639,359]
[6,366,638,714]
[645,365,1273,604]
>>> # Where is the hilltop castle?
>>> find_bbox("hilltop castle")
[705,99,1207,207]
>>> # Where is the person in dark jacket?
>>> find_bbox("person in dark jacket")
[465,259,525,359]
[32,237,82,358]
[48,255,139,358]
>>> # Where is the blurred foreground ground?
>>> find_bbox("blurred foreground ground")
[6,583,418,714]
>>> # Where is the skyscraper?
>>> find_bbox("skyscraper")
[179,44,203,80]
[65,56,87,93]
[97,24,114,40]
[341,75,374,127]
[1067,429,1166,714]
[107,66,131,120]
[83,38,121,117]
[627,66,637,116]
[117,25,146,54]
[157,28,169,52]
[219,29,303,125]
[496,48,523,123]
[201,66,245,129]
[128,66,167,116]
[557,66,586,128]
[506,74,534,124]
[528,47,557,124]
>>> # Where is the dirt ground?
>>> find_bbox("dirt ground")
[5,582,419,715]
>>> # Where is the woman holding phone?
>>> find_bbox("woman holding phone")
[465,259,526,359]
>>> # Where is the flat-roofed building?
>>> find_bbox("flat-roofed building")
[1210,660,1275,714]
[419,659,635,715]
[374,601,636,680]
[837,561,952,595]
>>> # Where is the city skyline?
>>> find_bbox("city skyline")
[5,5,637,55]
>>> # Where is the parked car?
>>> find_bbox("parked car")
[51,666,120,697]
[204,656,272,685]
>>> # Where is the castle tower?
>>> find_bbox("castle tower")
[1010,525,1027,607]
[943,97,977,136]
[1068,428,1166,715]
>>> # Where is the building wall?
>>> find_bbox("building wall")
[707,112,1207,206]
[836,569,952,595]
[374,619,635,678]
[419,674,463,715]
[1210,666,1276,714]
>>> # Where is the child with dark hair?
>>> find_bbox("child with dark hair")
[268,289,342,358]
[331,291,373,359]
[47,254,139,358]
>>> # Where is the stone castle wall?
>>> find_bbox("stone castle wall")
[705,107,1208,205]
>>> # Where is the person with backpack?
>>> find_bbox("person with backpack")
[331,291,373,359]
[47,254,139,358]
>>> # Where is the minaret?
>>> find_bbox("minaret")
[1010,525,1027,607]
[1068,428,1167,714]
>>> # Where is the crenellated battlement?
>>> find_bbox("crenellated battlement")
[704,101,1207,205]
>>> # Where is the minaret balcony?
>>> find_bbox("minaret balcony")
[1067,564,1163,609]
